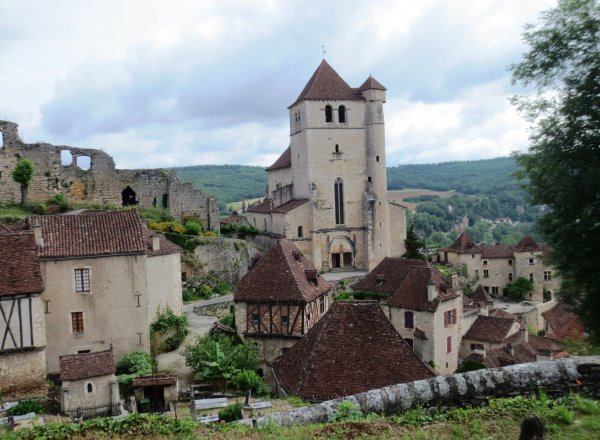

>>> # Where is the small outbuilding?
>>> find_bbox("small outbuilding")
[132,375,178,413]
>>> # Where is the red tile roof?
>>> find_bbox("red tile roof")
[266,146,291,171]
[31,210,147,259]
[247,198,309,214]
[444,231,481,254]
[542,303,585,340]
[0,231,44,296]
[471,285,494,306]
[59,350,115,381]
[220,213,245,225]
[482,331,562,368]
[132,375,177,387]
[464,315,517,343]
[234,240,331,303]
[289,60,364,107]
[145,231,181,257]
[246,200,271,214]
[352,258,459,312]
[481,244,514,258]
[514,235,542,252]
[489,308,516,320]
[273,301,435,401]
[358,75,387,91]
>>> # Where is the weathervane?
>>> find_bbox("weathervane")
[322,45,327,59]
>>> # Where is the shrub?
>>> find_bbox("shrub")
[506,277,534,301]
[116,352,154,384]
[150,307,189,354]
[7,400,44,416]
[184,221,201,236]
[218,402,242,422]
[550,404,575,425]
[455,359,486,373]
[329,400,363,422]
[220,312,236,329]
[233,370,270,396]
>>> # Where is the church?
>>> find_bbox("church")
[247,60,406,271]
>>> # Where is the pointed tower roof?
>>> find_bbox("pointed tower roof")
[234,239,331,303]
[358,75,386,91]
[513,235,542,252]
[289,60,363,108]
[445,231,481,254]
[273,301,435,401]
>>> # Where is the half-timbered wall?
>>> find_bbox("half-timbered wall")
[0,295,42,351]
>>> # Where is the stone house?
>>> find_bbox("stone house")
[234,239,332,386]
[272,301,435,402]
[247,60,406,272]
[28,209,182,373]
[0,230,47,400]
[542,303,586,340]
[439,232,561,303]
[132,375,178,413]
[352,258,462,375]
[59,349,120,418]
[460,314,521,359]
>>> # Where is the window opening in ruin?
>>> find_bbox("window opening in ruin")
[334,177,344,224]
[162,194,169,209]
[297,226,303,238]
[122,186,138,206]
[338,105,346,123]
[61,150,73,166]
[77,155,91,170]
[325,105,333,123]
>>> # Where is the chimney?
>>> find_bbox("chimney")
[450,272,458,289]
[536,349,553,362]
[427,277,437,302]
[479,304,489,316]
[30,216,44,248]
[152,235,160,251]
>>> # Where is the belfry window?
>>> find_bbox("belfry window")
[334,178,344,224]
[338,105,346,123]
[325,105,333,123]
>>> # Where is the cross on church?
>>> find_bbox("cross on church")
[321,45,326,59]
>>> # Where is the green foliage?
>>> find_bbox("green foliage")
[219,311,236,329]
[284,395,309,408]
[150,307,189,354]
[232,370,270,396]
[183,333,259,392]
[455,359,486,373]
[12,159,35,205]
[220,222,261,236]
[506,277,534,301]
[184,221,202,235]
[559,337,600,356]
[116,352,154,384]
[511,0,600,337]
[329,400,364,422]
[6,400,44,416]
[403,224,425,259]
[218,402,243,423]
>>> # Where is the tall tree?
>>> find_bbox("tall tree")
[511,0,600,336]
[11,159,35,205]
[403,224,425,259]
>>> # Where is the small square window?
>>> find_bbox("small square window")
[544,271,552,280]
[529,273,534,282]
[509,273,513,281]
[508,260,513,266]
[483,269,489,278]
[483,260,488,266]
[529,258,535,265]
[251,314,259,324]
[282,315,289,325]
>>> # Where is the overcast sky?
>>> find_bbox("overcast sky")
[0,0,555,169]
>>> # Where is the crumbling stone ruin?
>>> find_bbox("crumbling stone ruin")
[0,121,219,227]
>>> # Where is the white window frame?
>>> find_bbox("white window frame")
[74,267,91,293]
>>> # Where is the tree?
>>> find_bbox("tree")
[115,352,154,384]
[511,0,600,336]
[403,224,425,259]
[506,277,534,302]
[11,159,34,205]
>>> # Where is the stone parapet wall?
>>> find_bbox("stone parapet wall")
[259,356,600,426]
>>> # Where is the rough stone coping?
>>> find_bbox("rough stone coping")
[256,356,600,427]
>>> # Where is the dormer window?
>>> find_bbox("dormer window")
[325,105,333,123]
[338,105,346,123]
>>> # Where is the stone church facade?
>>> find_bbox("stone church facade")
[247,60,406,271]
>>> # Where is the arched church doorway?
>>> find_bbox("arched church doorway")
[329,236,354,269]
[121,186,138,206]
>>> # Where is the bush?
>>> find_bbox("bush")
[506,277,534,301]
[329,400,363,422]
[7,400,44,416]
[184,221,202,236]
[150,307,189,354]
[233,370,270,396]
[455,359,486,373]
[218,402,242,422]
[116,352,154,384]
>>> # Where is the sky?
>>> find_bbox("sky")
[0,0,556,169]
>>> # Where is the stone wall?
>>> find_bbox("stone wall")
[258,356,600,426]
[0,120,218,227]
[0,348,47,400]
[188,237,253,284]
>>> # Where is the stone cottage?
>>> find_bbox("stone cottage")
[352,258,462,375]
[272,301,435,402]
[0,229,47,399]
[247,60,406,271]
[234,239,332,386]
[29,209,182,373]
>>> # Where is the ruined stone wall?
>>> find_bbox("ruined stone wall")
[0,121,218,227]
[259,356,600,426]
[188,237,252,284]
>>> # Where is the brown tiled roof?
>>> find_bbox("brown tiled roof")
[358,75,387,91]
[514,235,542,252]
[352,258,459,312]
[132,375,177,387]
[489,308,516,320]
[481,244,514,258]
[246,200,271,214]
[220,213,244,225]
[145,231,181,257]
[471,285,494,306]
[444,231,481,254]
[234,240,331,303]
[31,210,147,259]
[60,350,115,381]
[483,331,561,368]
[289,60,363,107]
[464,315,516,343]
[246,199,309,214]
[273,301,435,401]
[266,146,291,171]
[542,303,585,340]
[0,231,44,296]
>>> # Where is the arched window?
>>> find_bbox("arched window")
[338,105,346,123]
[334,178,344,224]
[86,382,94,393]
[325,105,333,123]
[298,226,303,237]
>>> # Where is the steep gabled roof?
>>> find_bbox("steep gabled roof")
[513,235,543,252]
[464,315,517,343]
[481,244,514,259]
[352,258,459,312]
[358,75,386,91]
[273,301,435,401]
[266,146,292,171]
[289,60,363,107]
[31,210,147,259]
[60,350,115,381]
[471,285,494,306]
[0,231,44,296]
[542,303,585,340]
[444,231,481,254]
[234,240,330,303]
